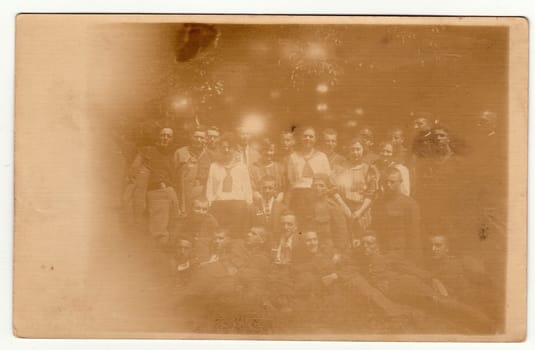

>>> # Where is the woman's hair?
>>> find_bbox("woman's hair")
[346,136,368,154]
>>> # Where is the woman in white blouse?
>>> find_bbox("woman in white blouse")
[206,133,253,236]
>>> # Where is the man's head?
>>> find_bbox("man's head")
[362,235,380,257]
[279,211,298,238]
[379,141,394,163]
[237,125,252,145]
[432,126,451,150]
[246,226,268,246]
[303,231,319,254]
[431,235,449,260]
[280,131,296,154]
[477,111,497,134]
[322,128,338,154]
[260,175,277,200]
[413,117,431,132]
[216,133,237,163]
[347,137,365,163]
[383,167,403,194]
[358,127,374,148]
[213,228,230,251]
[312,174,331,199]
[260,139,276,162]
[177,238,193,259]
[192,197,209,217]
[389,128,405,146]
[300,126,317,151]
[190,127,207,149]
[158,127,174,148]
[206,126,221,150]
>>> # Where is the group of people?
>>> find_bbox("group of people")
[120,111,501,334]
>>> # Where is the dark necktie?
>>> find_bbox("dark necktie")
[222,167,233,193]
[302,159,314,178]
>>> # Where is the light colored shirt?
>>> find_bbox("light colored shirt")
[275,233,296,265]
[287,150,331,188]
[393,163,411,196]
[334,163,378,203]
[206,161,253,204]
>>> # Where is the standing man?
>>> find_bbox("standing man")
[131,127,179,243]
[237,124,260,170]
[206,125,221,151]
[388,127,410,166]
[321,128,346,169]
[279,129,296,162]
[359,127,379,165]
[175,126,207,214]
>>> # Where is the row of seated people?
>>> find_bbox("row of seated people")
[171,211,496,334]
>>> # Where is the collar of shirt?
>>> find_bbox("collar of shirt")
[262,196,275,212]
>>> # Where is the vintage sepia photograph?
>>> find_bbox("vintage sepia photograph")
[13,15,527,341]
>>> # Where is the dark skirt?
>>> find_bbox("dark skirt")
[209,200,250,238]
[288,187,315,224]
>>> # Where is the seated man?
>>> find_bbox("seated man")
[234,226,272,305]
[428,234,499,321]
[310,174,351,257]
[184,228,248,300]
[273,211,304,265]
[358,234,493,332]
[175,196,218,258]
[171,238,196,287]
[292,231,340,296]
[269,211,305,312]
[250,175,286,241]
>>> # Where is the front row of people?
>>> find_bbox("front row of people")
[170,206,496,334]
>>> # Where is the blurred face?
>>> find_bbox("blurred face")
[431,236,449,260]
[178,240,192,259]
[213,231,229,250]
[391,130,404,146]
[247,227,266,246]
[477,112,497,132]
[207,129,220,149]
[434,128,450,147]
[238,127,251,144]
[380,143,394,161]
[260,180,276,199]
[348,141,365,162]
[218,140,233,161]
[301,128,316,149]
[263,144,276,161]
[192,130,206,148]
[359,128,374,147]
[414,118,430,131]
[383,172,402,193]
[304,231,319,254]
[312,178,328,198]
[192,200,209,216]
[362,235,379,256]
[323,134,337,153]
[280,215,297,238]
[281,133,296,152]
[158,128,173,147]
